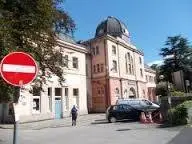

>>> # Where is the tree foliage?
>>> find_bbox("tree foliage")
[159,35,192,82]
[150,64,161,83]
[0,0,75,102]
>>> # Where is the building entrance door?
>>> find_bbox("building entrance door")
[55,97,62,119]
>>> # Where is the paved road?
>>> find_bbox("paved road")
[0,114,191,144]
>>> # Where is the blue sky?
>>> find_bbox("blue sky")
[63,0,192,64]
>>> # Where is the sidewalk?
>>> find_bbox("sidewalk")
[0,114,106,130]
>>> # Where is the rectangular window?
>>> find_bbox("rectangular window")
[128,64,131,74]
[33,98,40,111]
[139,57,142,64]
[55,88,61,96]
[73,88,79,96]
[112,60,117,72]
[96,46,99,55]
[32,86,41,113]
[125,61,128,73]
[48,88,52,112]
[112,45,116,55]
[92,47,95,55]
[97,64,100,72]
[64,55,68,67]
[48,87,51,96]
[65,88,68,96]
[140,68,143,77]
[93,65,96,73]
[72,57,78,69]
[100,64,104,72]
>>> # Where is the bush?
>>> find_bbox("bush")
[167,101,192,125]
[171,91,185,97]
[168,103,188,125]
[182,101,192,108]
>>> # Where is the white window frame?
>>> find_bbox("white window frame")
[112,60,117,72]
[32,87,41,114]
[73,88,79,96]
[72,57,79,69]
[32,96,40,114]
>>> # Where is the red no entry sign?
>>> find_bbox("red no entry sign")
[0,52,38,87]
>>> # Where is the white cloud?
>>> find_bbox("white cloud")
[148,60,163,66]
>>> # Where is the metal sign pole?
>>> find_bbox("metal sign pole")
[13,103,19,144]
[13,81,22,144]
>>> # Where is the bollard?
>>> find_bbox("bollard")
[148,112,153,123]
[140,112,147,123]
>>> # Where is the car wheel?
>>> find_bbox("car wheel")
[110,117,117,123]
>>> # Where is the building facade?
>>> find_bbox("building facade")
[83,16,156,112]
[3,37,89,123]
[0,16,156,122]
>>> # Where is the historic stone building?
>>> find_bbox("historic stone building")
[83,16,156,112]
[0,16,156,122]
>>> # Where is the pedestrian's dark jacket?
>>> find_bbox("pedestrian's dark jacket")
[71,107,78,120]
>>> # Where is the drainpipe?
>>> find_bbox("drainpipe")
[133,51,139,98]
[104,38,110,107]
[89,41,93,112]
[117,42,123,98]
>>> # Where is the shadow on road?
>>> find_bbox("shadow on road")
[91,119,138,125]
[116,128,131,131]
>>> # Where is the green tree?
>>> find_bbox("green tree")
[150,64,161,83]
[160,35,192,82]
[0,0,75,102]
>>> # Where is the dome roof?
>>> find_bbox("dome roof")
[95,16,130,42]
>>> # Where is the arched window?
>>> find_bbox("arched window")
[130,56,134,74]
[125,52,134,75]
[127,53,130,62]
[129,87,136,98]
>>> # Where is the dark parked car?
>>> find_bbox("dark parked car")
[106,104,143,123]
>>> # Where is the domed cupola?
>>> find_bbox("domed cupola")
[95,16,130,42]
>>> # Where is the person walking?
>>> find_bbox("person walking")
[71,105,78,126]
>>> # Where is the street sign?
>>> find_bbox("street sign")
[0,52,38,87]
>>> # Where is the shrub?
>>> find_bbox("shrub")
[167,101,192,125]
[168,103,188,125]
[171,91,185,97]
[182,101,192,108]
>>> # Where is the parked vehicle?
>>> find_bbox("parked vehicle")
[106,104,143,123]
[116,98,160,112]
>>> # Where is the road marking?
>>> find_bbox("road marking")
[2,64,35,73]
